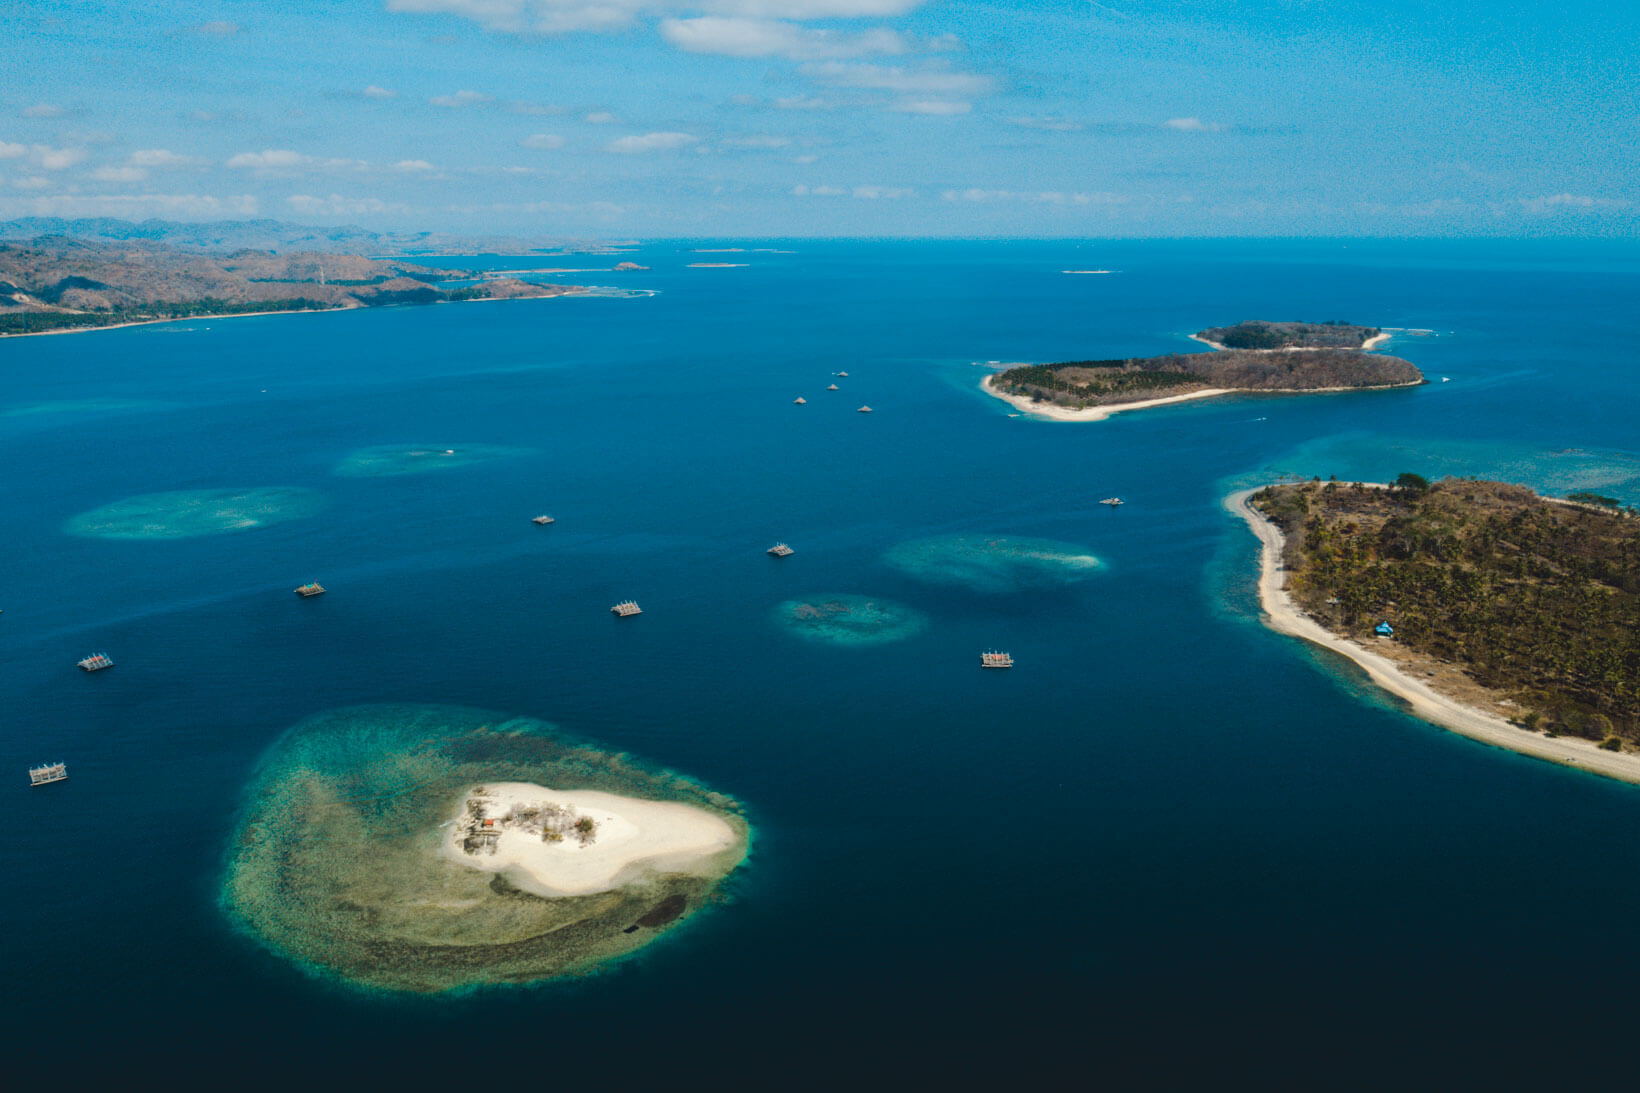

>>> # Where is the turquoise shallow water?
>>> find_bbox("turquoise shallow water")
[3,239,1639,1083]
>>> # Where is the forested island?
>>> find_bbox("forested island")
[1196,320,1383,350]
[0,236,583,336]
[1248,478,1639,754]
[986,346,1421,418]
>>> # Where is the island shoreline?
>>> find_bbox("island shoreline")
[0,288,591,340]
[1228,487,1640,785]
[982,372,1421,422]
[1189,331,1391,352]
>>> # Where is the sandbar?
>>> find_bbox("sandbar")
[440,782,740,897]
[1229,488,1640,785]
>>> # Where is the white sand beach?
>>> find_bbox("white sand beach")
[1228,488,1640,785]
[1191,332,1392,351]
[980,373,1232,421]
[440,782,740,897]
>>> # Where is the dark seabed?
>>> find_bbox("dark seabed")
[4,239,1640,1085]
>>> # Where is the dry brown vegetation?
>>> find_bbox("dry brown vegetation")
[1253,479,1640,741]
[1198,319,1379,349]
[0,236,580,334]
[995,348,1421,409]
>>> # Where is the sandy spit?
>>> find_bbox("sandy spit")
[1228,488,1640,786]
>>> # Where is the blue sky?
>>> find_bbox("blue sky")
[2,0,1634,236]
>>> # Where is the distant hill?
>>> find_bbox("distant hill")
[1197,320,1381,350]
[992,348,1422,409]
[0,217,621,256]
[0,236,582,335]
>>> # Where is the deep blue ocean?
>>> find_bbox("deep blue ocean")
[5,239,1640,1085]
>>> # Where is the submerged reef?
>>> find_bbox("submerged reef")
[332,444,530,478]
[883,534,1102,593]
[774,593,929,646]
[64,486,326,540]
[220,705,749,994]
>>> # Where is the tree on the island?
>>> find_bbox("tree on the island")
[1394,472,1430,494]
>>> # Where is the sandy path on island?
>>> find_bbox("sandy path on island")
[440,782,739,897]
[1227,489,1640,785]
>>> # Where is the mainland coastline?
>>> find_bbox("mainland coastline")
[0,288,590,340]
[1229,487,1640,785]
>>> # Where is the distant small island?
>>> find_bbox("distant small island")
[1236,477,1640,782]
[0,236,584,337]
[1194,319,1386,351]
[985,336,1421,420]
[221,705,750,993]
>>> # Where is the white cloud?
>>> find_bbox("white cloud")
[0,141,25,160]
[584,111,619,124]
[1164,117,1224,132]
[851,185,912,199]
[606,131,697,153]
[721,135,791,149]
[892,99,968,115]
[1010,116,1081,132]
[1516,193,1626,214]
[194,20,241,36]
[804,62,993,96]
[13,176,51,190]
[941,188,1129,206]
[774,95,839,111]
[430,90,492,108]
[505,101,564,115]
[89,166,148,183]
[286,193,410,216]
[226,149,368,173]
[792,184,846,196]
[364,85,398,99]
[22,103,65,118]
[128,148,202,168]
[2,192,259,217]
[386,1,924,35]
[792,153,818,164]
[35,146,87,170]
[393,159,436,171]
[660,17,905,60]
[521,133,566,148]
[227,148,308,169]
